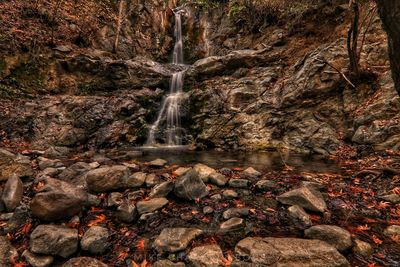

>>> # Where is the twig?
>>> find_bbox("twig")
[316,58,356,88]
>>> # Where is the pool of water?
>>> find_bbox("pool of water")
[123,146,339,173]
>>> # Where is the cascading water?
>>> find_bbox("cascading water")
[147,8,186,146]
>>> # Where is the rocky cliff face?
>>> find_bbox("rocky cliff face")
[0,1,399,154]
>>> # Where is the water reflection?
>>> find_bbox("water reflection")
[132,147,339,173]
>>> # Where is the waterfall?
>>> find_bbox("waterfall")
[147,8,186,146]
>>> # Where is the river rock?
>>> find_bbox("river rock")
[173,167,191,177]
[43,146,70,158]
[301,181,326,192]
[1,174,23,211]
[209,172,228,186]
[152,260,185,267]
[126,172,146,188]
[255,179,277,190]
[220,217,245,232]
[1,205,30,234]
[235,237,350,267]
[58,162,93,186]
[153,227,203,253]
[22,250,54,267]
[222,189,238,199]
[277,186,327,213]
[62,257,108,267]
[149,158,167,168]
[305,225,352,252]
[116,201,137,223]
[81,226,109,254]
[107,192,123,207]
[39,167,59,177]
[203,206,214,214]
[193,163,217,182]
[86,165,129,192]
[188,245,224,267]
[145,173,161,187]
[174,169,209,200]
[37,157,63,170]
[30,225,78,258]
[0,236,18,267]
[223,208,250,220]
[228,179,249,188]
[242,167,261,178]
[384,225,400,236]
[30,177,87,221]
[380,194,400,204]
[149,181,174,197]
[136,197,168,215]
[0,149,33,181]
[352,239,373,257]
[288,205,312,228]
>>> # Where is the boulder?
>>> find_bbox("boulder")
[277,187,327,213]
[255,179,277,190]
[174,169,209,200]
[220,217,245,232]
[107,192,123,207]
[352,239,373,257]
[193,163,217,182]
[0,236,18,267]
[22,250,54,267]
[235,237,350,267]
[58,162,93,186]
[228,179,249,188]
[136,198,168,215]
[1,174,23,211]
[30,225,78,258]
[173,167,191,177]
[0,149,33,181]
[116,201,138,223]
[81,226,109,254]
[223,208,250,220]
[209,172,228,186]
[222,189,238,199]
[86,165,129,192]
[188,245,224,267]
[145,173,161,187]
[384,225,400,236]
[149,181,174,198]
[305,225,352,252]
[242,167,261,178]
[126,172,146,188]
[37,157,63,170]
[62,257,108,267]
[149,158,167,168]
[153,228,202,253]
[30,177,87,221]
[288,205,312,228]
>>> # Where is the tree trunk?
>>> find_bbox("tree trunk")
[376,0,400,96]
[113,0,125,54]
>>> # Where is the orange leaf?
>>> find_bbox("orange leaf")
[376,201,391,210]
[14,262,28,267]
[222,251,233,267]
[136,239,145,250]
[371,235,383,245]
[374,252,386,259]
[117,250,129,261]
[355,224,370,232]
[87,214,107,227]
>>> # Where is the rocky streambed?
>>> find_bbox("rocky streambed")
[1,146,400,267]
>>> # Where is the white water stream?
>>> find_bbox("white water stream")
[147,8,186,146]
